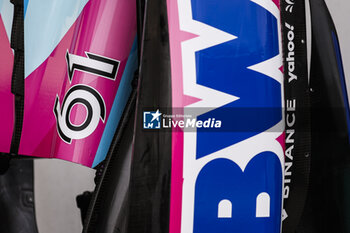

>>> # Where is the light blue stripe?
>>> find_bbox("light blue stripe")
[92,39,138,168]
[24,0,28,17]
[0,0,14,41]
[24,0,89,77]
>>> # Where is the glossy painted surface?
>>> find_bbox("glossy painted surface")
[24,0,89,77]
[93,39,138,167]
[0,0,14,154]
[167,0,284,232]
[0,0,137,167]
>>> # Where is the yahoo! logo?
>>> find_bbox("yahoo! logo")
[174,0,284,232]
[285,0,295,13]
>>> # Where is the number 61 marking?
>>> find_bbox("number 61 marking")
[54,51,120,144]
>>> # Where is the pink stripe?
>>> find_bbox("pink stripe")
[279,65,284,73]
[0,16,14,153]
[272,0,280,9]
[166,0,192,231]
[20,25,75,159]
[183,95,201,107]
[276,132,285,152]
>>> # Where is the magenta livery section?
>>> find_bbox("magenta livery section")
[0,0,137,167]
[167,0,284,232]
[0,1,14,154]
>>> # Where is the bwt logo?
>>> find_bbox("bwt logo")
[173,0,284,232]
[143,110,162,129]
